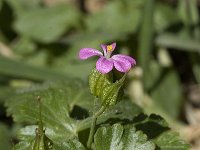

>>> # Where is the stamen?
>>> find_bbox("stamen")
[107,45,113,52]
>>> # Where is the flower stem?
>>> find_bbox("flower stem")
[87,106,106,149]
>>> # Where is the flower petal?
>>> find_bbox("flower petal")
[112,56,132,72]
[79,48,103,60]
[96,57,113,74]
[101,42,116,55]
[101,44,107,55]
[111,42,116,51]
[112,54,136,65]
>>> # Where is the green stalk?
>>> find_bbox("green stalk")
[87,106,106,149]
[138,0,155,90]
[38,96,43,133]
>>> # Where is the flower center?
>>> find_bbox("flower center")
[107,45,113,52]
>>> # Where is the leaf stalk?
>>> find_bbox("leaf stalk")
[87,105,106,149]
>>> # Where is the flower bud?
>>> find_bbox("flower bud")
[89,68,113,97]
[100,76,125,106]
[89,68,126,106]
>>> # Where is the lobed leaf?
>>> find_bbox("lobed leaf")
[15,139,86,150]
[5,79,94,142]
[89,68,112,97]
[14,4,80,43]
[0,123,12,150]
[94,124,155,150]
[77,100,142,132]
[85,0,142,39]
[154,131,190,150]
[53,139,86,150]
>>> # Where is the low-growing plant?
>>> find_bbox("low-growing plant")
[5,43,190,150]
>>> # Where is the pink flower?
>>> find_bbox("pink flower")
[79,42,136,74]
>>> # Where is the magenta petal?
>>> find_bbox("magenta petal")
[111,56,132,72]
[101,42,116,55]
[79,48,103,60]
[111,42,116,51]
[96,57,113,74]
[101,44,107,55]
[112,54,136,65]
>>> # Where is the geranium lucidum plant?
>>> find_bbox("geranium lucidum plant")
[79,42,136,74]
[79,42,136,149]
[9,43,190,150]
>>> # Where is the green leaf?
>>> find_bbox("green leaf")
[193,61,200,83]
[64,32,120,63]
[15,141,31,150]
[133,114,169,139]
[154,131,190,150]
[6,78,142,130]
[146,60,183,118]
[15,138,86,150]
[12,88,76,140]
[94,124,155,150]
[56,61,95,79]
[155,33,200,52]
[89,68,112,97]
[0,86,14,103]
[154,3,179,33]
[88,68,126,106]
[31,132,53,150]
[138,0,155,90]
[76,100,142,132]
[177,0,199,26]
[31,101,54,150]
[7,0,41,16]
[53,139,86,150]
[16,126,85,150]
[12,97,142,149]
[11,37,36,55]
[150,69,182,118]
[0,0,2,10]
[144,60,162,90]
[14,4,80,43]
[109,100,142,121]
[100,75,125,106]
[133,114,190,149]
[85,0,142,39]
[191,53,200,83]
[25,50,48,67]
[0,56,67,81]
[143,59,183,118]
[0,123,12,150]
[6,79,94,142]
